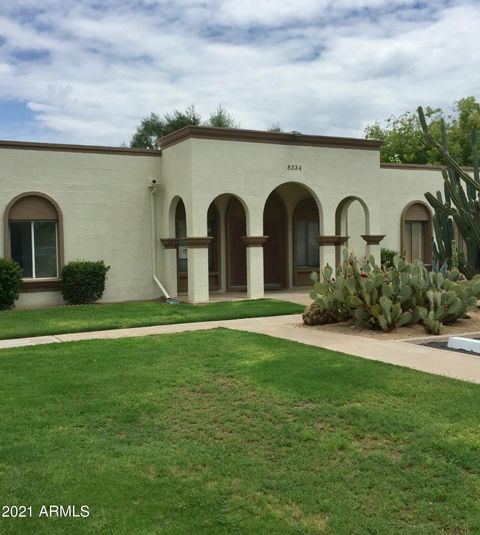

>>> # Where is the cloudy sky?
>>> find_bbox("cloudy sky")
[0,0,478,146]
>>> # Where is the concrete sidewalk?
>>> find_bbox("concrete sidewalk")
[1,314,480,384]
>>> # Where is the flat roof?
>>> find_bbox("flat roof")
[0,139,161,157]
[158,125,383,151]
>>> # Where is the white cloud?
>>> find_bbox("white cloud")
[0,0,478,144]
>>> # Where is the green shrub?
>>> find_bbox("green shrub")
[0,258,23,310]
[308,250,480,334]
[381,247,399,270]
[61,260,110,305]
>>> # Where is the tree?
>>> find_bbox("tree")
[365,97,480,165]
[267,122,283,133]
[130,105,201,149]
[206,105,240,128]
[130,104,239,148]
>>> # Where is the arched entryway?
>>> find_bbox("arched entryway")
[263,191,287,289]
[263,183,322,289]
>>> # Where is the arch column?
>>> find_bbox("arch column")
[242,236,267,299]
[317,215,346,279]
[361,234,385,265]
[186,237,212,303]
[160,239,178,297]
[242,204,265,299]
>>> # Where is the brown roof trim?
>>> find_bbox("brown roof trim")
[0,139,161,157]
[381,162,475,172]
[380,162,444,171]
[158,126,382,151]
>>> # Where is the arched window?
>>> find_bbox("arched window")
[401,202,432,264]
[5,193,63,279]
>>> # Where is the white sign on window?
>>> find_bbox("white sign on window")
[178,246,188,260]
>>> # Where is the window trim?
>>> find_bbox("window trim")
[4,192,64,292]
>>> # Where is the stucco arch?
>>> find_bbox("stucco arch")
[167,195,187,238]
[335,195,370,235]
[263,181,324,230]
[261,182,323,288]
[188,192,251,293]
[204,192,250,232]
[400,200,433,222]
[334,196,370,263]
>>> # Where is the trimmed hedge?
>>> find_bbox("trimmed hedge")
[61,260,110,305]
[0,258,23,310]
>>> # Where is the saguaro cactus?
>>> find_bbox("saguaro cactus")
[418,106,480,277]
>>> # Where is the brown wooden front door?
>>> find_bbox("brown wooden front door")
[263,192,287,289]
[226,198,247,290]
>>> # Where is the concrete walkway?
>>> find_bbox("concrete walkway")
[2,313,480,384]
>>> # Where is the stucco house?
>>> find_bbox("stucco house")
[1,126,447,308]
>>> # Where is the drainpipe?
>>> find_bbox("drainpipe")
[149,180,171,299]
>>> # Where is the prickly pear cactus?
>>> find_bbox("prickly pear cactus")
[308,248,480,334]
[302,302,336,325]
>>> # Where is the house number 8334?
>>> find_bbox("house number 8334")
[287,164,302,171]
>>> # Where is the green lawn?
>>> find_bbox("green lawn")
[0,299,303,340]
[1,329,479,534]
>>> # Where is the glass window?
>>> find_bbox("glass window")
[34,222,58,277]
[9,221,58,278]
[9,222,33,278]
[295,220,319,267]
[295,221,307,267]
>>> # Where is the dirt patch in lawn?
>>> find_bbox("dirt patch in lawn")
[305,307,480,340]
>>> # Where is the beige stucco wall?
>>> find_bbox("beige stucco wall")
[187,138,383,235]
[160,137,445,259]
[158,137,446,299]
[0,135,448,308]
[0,147,162,308]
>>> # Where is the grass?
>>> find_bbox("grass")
[0,298,303,340]
[1,329,479,534]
